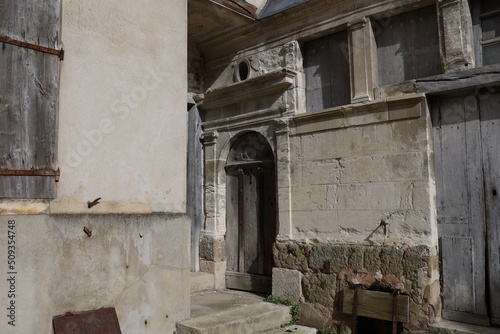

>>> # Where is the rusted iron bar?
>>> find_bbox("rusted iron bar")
[0,168,60,181]
[0,35,64,60]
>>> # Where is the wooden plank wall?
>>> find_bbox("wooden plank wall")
[0,0,61,198]
[431,94,489,325]
[304,30,350,112]
[374,5,441,86]
[480,91,500,324]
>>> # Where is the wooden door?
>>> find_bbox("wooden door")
[432,90,500,326]
[481,92,500,325]
[225,133,277,293]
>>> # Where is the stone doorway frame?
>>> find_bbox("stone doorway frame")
[199,120,293,290]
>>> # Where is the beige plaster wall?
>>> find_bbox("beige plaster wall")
[52,0,187,214]
[0,1,190,333]
[0,214,190,333]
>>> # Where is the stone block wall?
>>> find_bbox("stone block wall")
[271,96,440,331]
[288,98,435,248]
[272,241,440,331]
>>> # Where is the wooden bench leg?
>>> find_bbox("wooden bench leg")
[392,291,399,334]
[352,287,358,334]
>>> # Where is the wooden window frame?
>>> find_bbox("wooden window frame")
[471,0,500,66]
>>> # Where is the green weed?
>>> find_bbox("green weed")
[264,295,300,326]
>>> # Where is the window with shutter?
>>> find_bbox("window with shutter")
[373,5,442,86]
[0,1,62,198]
[472,0,500,66]
[303,30,351,113]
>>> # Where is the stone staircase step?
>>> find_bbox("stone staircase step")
[190,272,215,293]
[260,324,318,333]
[176,301,291,334]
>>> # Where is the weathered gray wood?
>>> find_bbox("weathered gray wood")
[0,0,62,49]
[375,5,441,86]
[304,30,350,112]
[342,289,409,323]
[243,169,259,274]
[187,103,204,271]
[441,237,475,313]
[226,173,239,272]
[432,94,489,322]
[479,90,500,321]
[225,133,276,292]
[257,0,311,19]
[441,309,490,327]
[225,271,271,294]
[0,0,61,198]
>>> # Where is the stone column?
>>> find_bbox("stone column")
[348,17,378,103]
[201,130,219,233]
[437,0,475,72]
[200,130,227,289]
[274,118,293,238]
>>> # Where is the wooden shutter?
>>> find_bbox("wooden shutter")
[304,30,351,113]
[0,1,62,198]
[374,5,441,86]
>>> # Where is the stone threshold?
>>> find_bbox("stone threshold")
[425,319,500,334]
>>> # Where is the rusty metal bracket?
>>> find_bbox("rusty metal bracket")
[0,168,60,181]
[0,35,64,60]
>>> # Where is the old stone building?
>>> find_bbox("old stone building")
[188,0,500,332]
[1,1,188,333]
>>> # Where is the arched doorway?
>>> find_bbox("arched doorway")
[225,132,277,293]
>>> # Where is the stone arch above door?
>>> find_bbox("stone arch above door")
[227,131,274,164]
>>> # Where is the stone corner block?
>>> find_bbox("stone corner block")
[272,267,303,303]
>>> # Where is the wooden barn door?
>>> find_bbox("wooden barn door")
[225,133,277,293]
[432,90,500,326]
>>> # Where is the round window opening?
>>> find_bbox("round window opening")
[235,60,250,82]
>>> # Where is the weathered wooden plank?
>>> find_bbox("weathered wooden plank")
[226,173,239,272]
[441,236,475,313]
[432,94,488,320]
[0,0,60,198]
[225,271,271,294]
[416,65,500,94]
[304,30,350,112]
[441,309,491,327]
[375,5,441,86]
[243,169,259,274]
[0,0,62,49]
[342,289,409,323]
[479,90,500,320]
[0,46,59,198]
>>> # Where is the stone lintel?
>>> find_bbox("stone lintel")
[291,94,425,136]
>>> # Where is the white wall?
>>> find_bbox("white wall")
[54,0,187,214]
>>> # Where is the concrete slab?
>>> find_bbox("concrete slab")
[190,290,266,318]
[177,290,293,334]
[262,325,318,333]
[429,320,500,334]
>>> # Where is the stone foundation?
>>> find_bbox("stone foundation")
[272,241,441,332]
